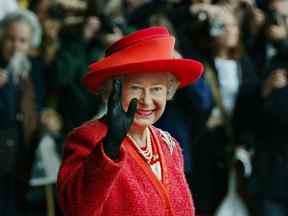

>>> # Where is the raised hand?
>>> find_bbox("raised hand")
[262,69,288,97]
[103,79,137,160]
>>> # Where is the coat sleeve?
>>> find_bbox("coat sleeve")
[57,121,127,215]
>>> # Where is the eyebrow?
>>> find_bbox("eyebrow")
[129,82,166,86]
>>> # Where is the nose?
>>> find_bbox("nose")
[140,89,153,106]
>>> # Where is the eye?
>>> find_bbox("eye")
[129,85,142,91]
[151,86,164,93]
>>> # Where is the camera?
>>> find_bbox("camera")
[209,17,225,37]
[98,14,115,34]
[191,9,225,38]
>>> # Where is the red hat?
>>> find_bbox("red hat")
[83,26,204,93]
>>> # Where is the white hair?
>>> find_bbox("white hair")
[0,9,42,48]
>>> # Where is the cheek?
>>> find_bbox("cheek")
[3,39,13,51]
[121,91,138,111]
[1,41,14,61]
[121,97,129,112]
[230,30,239,40]
[148,98,166,125]
[154,97,167,114]
[226,27,239,40]
[17,41,30,53]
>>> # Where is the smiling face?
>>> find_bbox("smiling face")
[121,72,169,130]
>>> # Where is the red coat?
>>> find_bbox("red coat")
[57,120,195,216]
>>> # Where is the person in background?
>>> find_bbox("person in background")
[51,8,123,134]
[57,26,203,215]
[0,9,43,216]
[184,5,259,215]
[233,52,288,216]
[248,0,288,75]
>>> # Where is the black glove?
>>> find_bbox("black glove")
[103,79,137,160]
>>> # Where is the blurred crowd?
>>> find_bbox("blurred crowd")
[0,0,288,215]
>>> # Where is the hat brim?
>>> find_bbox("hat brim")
[83,58,203,93]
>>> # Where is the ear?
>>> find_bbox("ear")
[167,83,178,100]
[166,74,179,100]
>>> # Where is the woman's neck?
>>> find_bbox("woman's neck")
[215,48,229,59]
[128,126,148,148]
[216,50,228,59]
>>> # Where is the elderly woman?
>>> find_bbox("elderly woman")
[57,26,203,215]
[0,9,42,216]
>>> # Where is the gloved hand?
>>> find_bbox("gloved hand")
[103,79,137,160]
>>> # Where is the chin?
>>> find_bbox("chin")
[133,117,157,129]
[133,121,152,129]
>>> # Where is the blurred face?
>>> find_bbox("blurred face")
[36,0,52,23]
[125,0,146,11]
[121,72,169,130]
[214,15,239,49]
[270,0,288,15]
[83,16,101,41]
[1,21,32,62]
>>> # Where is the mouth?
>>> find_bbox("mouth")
[136,109,155,117]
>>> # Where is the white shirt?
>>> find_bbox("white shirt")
[211,58,240,118]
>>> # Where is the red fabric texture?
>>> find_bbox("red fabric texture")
[57,120,195,216]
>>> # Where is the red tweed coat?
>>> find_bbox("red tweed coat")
[57,120,195,216]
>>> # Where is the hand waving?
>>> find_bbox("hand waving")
[103,79,137,160]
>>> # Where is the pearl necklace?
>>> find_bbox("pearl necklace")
[127,129,153,163]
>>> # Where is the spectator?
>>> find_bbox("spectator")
[0,9,43,216]
[249,0,288,75]
[51,11,123,134]
[185,5,259,215]
[233,52,288,216]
